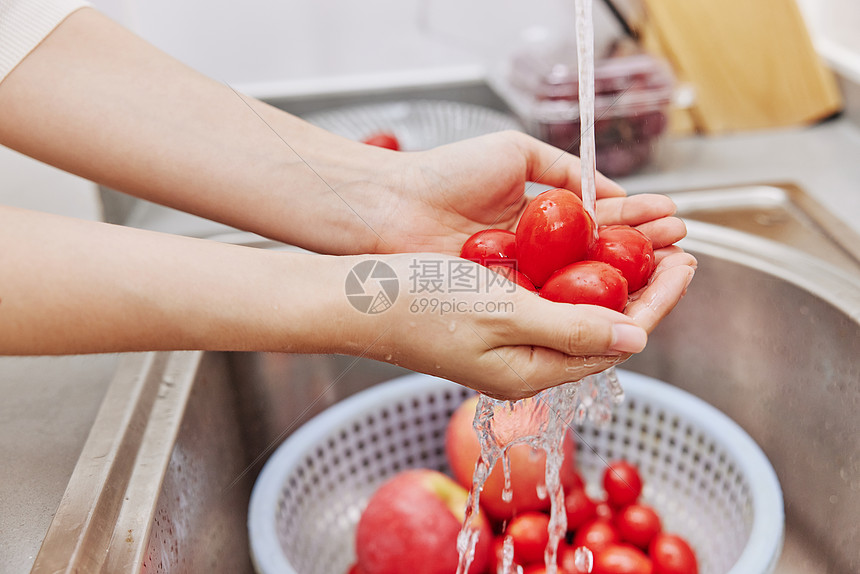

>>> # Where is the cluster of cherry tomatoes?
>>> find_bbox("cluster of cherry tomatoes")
[490,461,698,574]
[459,188,655,312]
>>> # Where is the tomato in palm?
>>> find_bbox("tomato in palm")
[488,264,538,292]
[564,487,598,531]
[648,534,698,574]
[592,544,654,574]
[515,188,595,287]
[540,261,628,313]
[507,511,551,565]
[361,132,400,150]
[603,461,643,507]
[614,504,662,549]
[460,229,517,267]
[589,225,655,292]
[572,518,620,553]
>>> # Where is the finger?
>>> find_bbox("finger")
[653,245,684,265]
[634,217,687,249]
[629,250,697,301]
[596,193,677,226]
[486,345,629,398]
[511,132,626,198]
[626,262,695,332]
[654,250,698,274]
[506,296,648,356]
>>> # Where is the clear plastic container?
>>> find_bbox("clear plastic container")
[492,40,675,177]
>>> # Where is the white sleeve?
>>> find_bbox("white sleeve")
[0,0,91,83]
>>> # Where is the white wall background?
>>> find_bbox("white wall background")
[88,0,627,97]
[796,0,860,82]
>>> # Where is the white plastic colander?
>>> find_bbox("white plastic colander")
[248,370,784,574]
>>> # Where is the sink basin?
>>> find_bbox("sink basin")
[31,184,860,574]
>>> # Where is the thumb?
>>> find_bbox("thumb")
[514,297,648,356]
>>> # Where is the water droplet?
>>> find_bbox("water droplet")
[384,354,393,362]
[448,321,457,333]
[574,546,594,572]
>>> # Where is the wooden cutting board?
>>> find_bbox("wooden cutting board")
[639,0,842,134]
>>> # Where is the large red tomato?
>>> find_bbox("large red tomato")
[539,261,629,313]
[589,225,655,292]
[515,189,595,287]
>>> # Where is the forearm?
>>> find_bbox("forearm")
[0,8,384,253]
[0,205,362,355]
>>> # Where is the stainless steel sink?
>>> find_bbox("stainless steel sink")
[31,184,860,574]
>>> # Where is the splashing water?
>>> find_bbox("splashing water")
[456,372,620,573]
[574,546,594,573]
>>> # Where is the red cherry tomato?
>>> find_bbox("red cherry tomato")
[603,461,643,508]
[361,132,400,150]
[572,518,620,553]
[506,511,551,565]
[595,498,615,520]
[614,504,662,549]
[592,543,654,574]
[564,487,598,531]
[589,225,656,292]
[540,261,628,312]
[487,264,538,292]
[569,471,586,492]
[648,534,698,574]
[460,229,517,268]
[515,188,595,287]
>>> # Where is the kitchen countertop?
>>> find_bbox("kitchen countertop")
[0,354,119,574]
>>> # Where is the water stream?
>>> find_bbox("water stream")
[455,1,625,572]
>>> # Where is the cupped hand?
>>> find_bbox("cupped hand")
[366,249,695,400]
[348,130,624,255]
[343,130,685,259]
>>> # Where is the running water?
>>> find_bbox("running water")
[456,2,624,573]
[575,0,598,232]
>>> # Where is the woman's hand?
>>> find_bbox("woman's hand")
[310,131,687,264]
[344,130,625,255]
[352,251,695,400]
